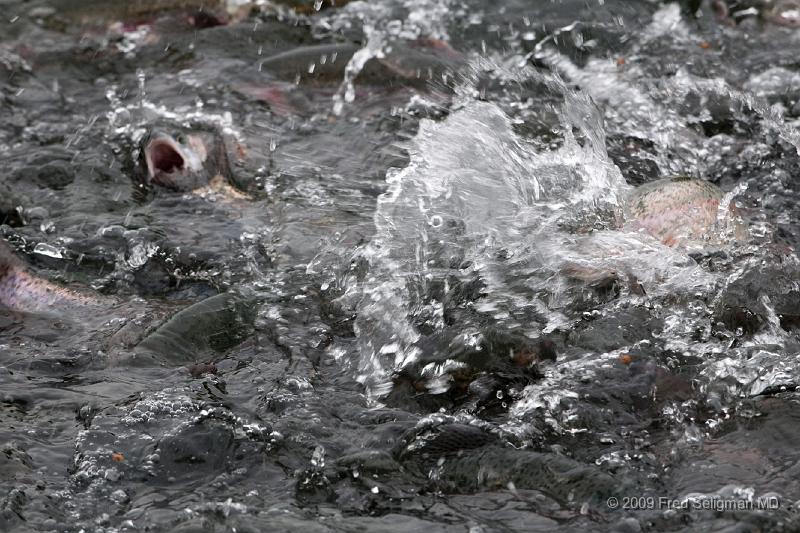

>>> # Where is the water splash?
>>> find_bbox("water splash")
[332,23,385,116]
[342,82,724,397]
[321,0,454,114]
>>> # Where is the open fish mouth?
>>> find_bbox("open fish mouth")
[142,131,208,189]
[145,136,186,178]
[145,135,187,181]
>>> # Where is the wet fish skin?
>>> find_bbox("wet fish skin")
[0,237,255,366]
[623,176,747,248]
[257,40,465,88]
[257,43,361,85]
[442,446,621,505]
[130,292,256,366]
[706,0,800,27]
[557,177,747,297]
[395,423,624,506]
[135,125,235,193]
[394,423,497,461]
[272,0,355,15]
[0,239,99,314]
[36,0,243,27]
[763,0,800,26]
[376,39,466,88]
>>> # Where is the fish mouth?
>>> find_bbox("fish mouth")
[144,135,187,182]
[139,129,211,191]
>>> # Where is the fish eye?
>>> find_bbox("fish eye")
[175,133,186,144]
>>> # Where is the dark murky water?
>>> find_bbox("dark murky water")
[2,0,800,531]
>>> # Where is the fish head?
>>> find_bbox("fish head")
[137,127,230,192]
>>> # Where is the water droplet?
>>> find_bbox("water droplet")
[136,69,146,106]
[33,243,63,259]
[311,445,326,468]
[344,83,355,103]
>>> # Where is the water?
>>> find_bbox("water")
[2,0,800,531]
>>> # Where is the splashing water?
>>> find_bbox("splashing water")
[340,79,739,398]
[8,1,800,530]
[332,22,386,116]
[322,0,454,114]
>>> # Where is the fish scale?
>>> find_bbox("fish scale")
[0,240,98,313]
[623,177,747,248]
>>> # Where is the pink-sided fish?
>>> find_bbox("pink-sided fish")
[711,0,800,27]
[560,177,748,294]
[0,238,255,367]
[622,176,748,248]
[766,0,800,26]
[1,123,254,362]
[0,174,748,368]
[0,239,100,314]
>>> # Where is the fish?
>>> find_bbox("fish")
[0,239,99,314]
[134,124,249,200]
[129,292,256,366]
[383,327,556,411]
[272,0,354,15]
[31,0,251,31]
[242,40,464,114]
[764,0,800,26]
[393,424,622,505]
[257,43,362,85]
[560,177,747,299]
[622,176,748,248]
[256,39,465,88]
[709,0,800,27]
[1,238,256,368]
